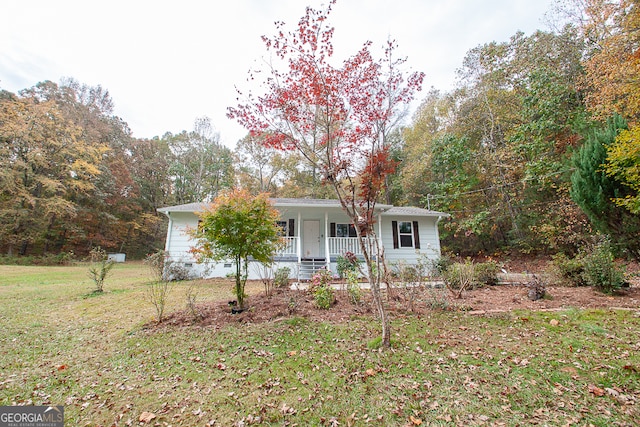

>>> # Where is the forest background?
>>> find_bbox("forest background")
[1,0,638,261]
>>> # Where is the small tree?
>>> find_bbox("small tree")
[87,247,114,293]
[190,189,283,310]
[228,0,424,346]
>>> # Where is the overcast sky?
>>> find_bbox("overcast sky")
[0,0,554,147]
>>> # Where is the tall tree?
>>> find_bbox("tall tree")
[234,133,290,195]
[0,90,104,255]
[571,114,640,257]
[605,125,640,214]
[166,117,234,204]
[228,0,424,347]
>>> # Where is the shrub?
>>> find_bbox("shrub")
[185,283,202,321]
[425,286,450,310]
[144,251,173,323]
[526,274,547,301]
[581,238,625,294]
[474,261,499,286]
[336,251,359,279]
[274,267,291,288]
[0,252,76,266]
[548,253,586,287]
[310,268,335,309]
[256,264,275,297]
[393,261,424,312]
[163,259,193,281]
[396,263,421,284]
[345,270,362,305]
[430,254,453,278]
[87,247,114,293]
[443,260,476,299]
[144,250,166,281]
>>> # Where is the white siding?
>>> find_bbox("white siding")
[380,216,442,266]
[162,206,444,280]
[163,212,235,279]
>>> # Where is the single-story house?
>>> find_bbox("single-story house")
[157,198,448,280]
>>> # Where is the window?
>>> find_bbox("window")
[336,223,357,237]
[276,221,287,236]
[392,220,421,249]
[331,223,356,237]
[398,221,413,247]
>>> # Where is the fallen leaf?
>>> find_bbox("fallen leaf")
[281,403,296,415]
[409,415,423,425]
[588,384,605,396]
[550,319,559,326]
[139,411,156,423]
[364,368,376,377]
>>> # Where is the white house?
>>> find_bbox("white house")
[157,198,448,280]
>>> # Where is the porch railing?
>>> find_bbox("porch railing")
[279,237,298,257]
[328,237,361,256]
[275,236,378,258]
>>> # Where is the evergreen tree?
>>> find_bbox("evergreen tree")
[570,114,640,258]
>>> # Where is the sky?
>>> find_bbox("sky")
[0,0,555,147]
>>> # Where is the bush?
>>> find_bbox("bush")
[527,274,547,301]
[87,247,115,293]
[548,253,587,287]
[163,259,193,281]
[144,251,173,323]
[336,251,359,279]
[443,260,476,299]
[144,250,166,281]
[393,261,424,312]
[0,252,76,266]
[430,254,453,278]
[274,267,291,288]
[474,261,499,286]
[310,268,335,309]
[581,238,625,294]
[345,270,362,305]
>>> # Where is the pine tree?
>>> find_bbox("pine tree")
[570,114,640,258]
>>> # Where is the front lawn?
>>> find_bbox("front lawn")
[0,264,638,425]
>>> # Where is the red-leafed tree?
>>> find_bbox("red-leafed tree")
[228,0,423,347]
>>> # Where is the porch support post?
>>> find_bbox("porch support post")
[325,210,330,270]
[297,211,302,264]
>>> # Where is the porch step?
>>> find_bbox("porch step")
[298,259,327,281]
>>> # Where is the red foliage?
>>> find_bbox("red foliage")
[228,0,423,217]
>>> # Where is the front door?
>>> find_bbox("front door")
[303,220,320,259]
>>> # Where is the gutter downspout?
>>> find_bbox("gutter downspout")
[435,215,444,256]
[164,212,173,253]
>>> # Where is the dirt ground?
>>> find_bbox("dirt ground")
[161,258,640,329]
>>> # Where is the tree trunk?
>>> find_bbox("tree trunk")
[361,233,391,348]
[370,277,391,347]
[236,256,244,310]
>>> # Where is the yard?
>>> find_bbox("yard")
[0,262,639,426]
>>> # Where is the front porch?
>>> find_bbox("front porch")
[277,236,365,279]
[278,236,364,261]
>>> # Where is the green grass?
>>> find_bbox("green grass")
[0,264,639,426]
